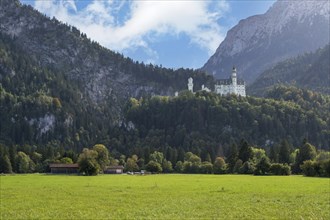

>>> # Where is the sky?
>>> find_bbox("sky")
[21,0,276,69]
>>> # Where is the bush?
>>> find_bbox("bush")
[213,157,227,174]
[200,161,213,174]
[162,160,173,173]
[239,161,255,174]
[254,156,271,175]
[270,163,291,175]
[145,160,162,173]
[182,161,201,173]
[175,161,183,173]
[320,159,330,177]
[301,159,330,177]
[233,159,243,174]
[60,157,73,164]
[300,160,317,176]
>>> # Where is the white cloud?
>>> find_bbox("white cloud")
[34,0,229,61]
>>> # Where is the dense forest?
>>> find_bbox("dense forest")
[1,86,329,176]
[0,29,212,149]
[125,88,329,153]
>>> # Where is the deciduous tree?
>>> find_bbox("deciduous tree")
[78,148,100,175]
[213,157,227,174]
[92,144,110,171]
[254,156,271,175]
[146,160,162,173]
[0,155,12,173]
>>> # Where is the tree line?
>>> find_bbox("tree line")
[1,139,329,177]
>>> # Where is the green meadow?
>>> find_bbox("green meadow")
[0,174,329,219]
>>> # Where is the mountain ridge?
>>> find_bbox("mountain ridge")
[247,44,330,96]
[202,0,330,83]
[0,0,214,122]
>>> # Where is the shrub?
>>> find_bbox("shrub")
[145,160,162,173]
[239,161,255,174]
[301,159,330,177]
[233,159,243,174]
[254,156,271,175]
[320,159,330,177]
[270,163,291,175]
[60,157,73,164]
[300,160,317,177]
[213,157,227,174]
[200,161,213,174]
[175,161,183,173]
[162,160,173,173]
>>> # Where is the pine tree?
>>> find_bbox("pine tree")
[279,139,291,163]
[269,145,279,163]
[238,139,252,163]
[0,155,13,173]
[227,143,238,173]
[177,148,185,162]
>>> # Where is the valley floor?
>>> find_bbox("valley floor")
[0,174,329,219]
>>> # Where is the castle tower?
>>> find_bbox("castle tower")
[188,77,193,92]
[231,66,237,86]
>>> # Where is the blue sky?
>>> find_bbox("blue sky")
[21,0,275,69]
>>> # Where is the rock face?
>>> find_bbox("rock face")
[202,0,330,83]
[0,1,165,106]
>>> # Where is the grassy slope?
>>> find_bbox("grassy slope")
[1,174,329,219]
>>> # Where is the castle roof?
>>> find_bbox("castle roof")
[216,78,245,85]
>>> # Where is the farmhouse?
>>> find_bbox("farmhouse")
[104,165,124,174]
[49,163,79,174]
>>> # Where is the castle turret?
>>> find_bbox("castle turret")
[188,77,193,92]
[231,66,237,86]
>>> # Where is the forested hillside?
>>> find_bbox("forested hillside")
[248,45,330,96]
[0,0,213,148]
[0,0,213,121]
[0,30,214,148]
[123,88,329,158]
[1,86,329,175]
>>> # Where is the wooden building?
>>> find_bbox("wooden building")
[104,165,124,174]
[49,163,79,174]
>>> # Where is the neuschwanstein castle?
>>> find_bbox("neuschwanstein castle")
[187,67,246,97]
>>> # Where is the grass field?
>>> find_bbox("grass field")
[1,174,329,219]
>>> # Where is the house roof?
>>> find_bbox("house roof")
[49,163,79,168]
[106,165,124,169]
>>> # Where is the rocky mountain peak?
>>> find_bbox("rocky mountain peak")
[266,0,329,32]
[202,0,330,83]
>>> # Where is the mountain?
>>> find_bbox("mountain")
[202,0,330,83]
[0,0,213,146]
[247,45,330,96]
[0,0,213,115]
